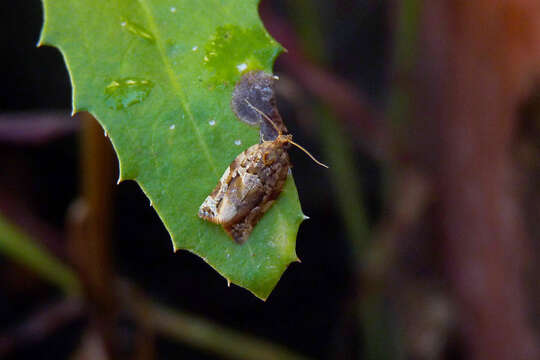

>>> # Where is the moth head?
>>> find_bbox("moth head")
[276,134,293,143]
[245,99,329,169]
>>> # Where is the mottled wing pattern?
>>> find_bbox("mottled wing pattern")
[198,164,234,223]
[198,143,265,226]
[198,138,291,243]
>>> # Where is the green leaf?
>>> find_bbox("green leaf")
[39,0,305,299]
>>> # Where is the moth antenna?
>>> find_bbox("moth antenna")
[287,139,329,168]
[244,99,328,168]
[244,99,282,136]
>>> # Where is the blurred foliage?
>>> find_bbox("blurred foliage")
[0,213,80,295]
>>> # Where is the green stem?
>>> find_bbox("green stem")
[0,214,81,295]
[386,0,421,128]
[144,301,311,360]
[317,108,370,261]
[318,109,398,360]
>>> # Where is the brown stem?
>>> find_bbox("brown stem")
[0,298,85,358]
[67,112,118,359]
[0,111,79,145]
[417,1,540,359]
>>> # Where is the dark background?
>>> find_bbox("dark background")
[1,1,381,359]
[2,1,540,360]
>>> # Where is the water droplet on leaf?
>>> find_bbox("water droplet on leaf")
[121,18,154,42]
[236,63,247,72]
[104,78,154,110]
[203,25,278,83]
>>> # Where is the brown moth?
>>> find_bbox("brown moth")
[198,101,327,244]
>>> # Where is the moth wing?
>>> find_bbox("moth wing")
[198,165,234,223]
[198,145,261,224]
[218,171,264,226]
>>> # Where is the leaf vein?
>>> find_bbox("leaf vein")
[136,0,218,176]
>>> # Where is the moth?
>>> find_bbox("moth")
[198,100,327,244]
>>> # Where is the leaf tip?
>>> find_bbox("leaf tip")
[36,38,46,48]
[256,293,269,302]
[72,102,87,116]
[117,168,135,185]
[37,2,48,48]
[36,23,50,48]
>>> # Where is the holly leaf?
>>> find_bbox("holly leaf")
[39,0,305,299]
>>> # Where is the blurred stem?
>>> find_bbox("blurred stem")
[359,296,391,360]
[69,112,116,307]
[362,1,422,358]
[0,213,81,295]
[393,0,420,76]
[318,108,396,360]
[286,0,327,62]
[285,1,398,358]
[123,285,310,360]
[67,112,118,358]
[386,0,420,128]
[318,108,369,260]
[149,304,310,360]
[0,298,85,358]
